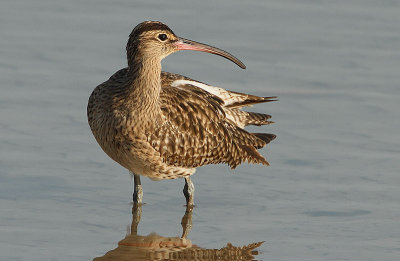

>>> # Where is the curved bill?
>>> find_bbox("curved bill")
[174,37,246,69]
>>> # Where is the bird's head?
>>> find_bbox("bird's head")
[126,21,246,69]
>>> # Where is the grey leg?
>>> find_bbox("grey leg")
[183,177,195,206]
[132,173,143,205]
[130,203,142,236]
[181,205,193,238]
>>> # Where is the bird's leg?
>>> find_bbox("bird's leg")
[130,203,142,236]
[132,173,143,205]
[183,177,195,206]
[181,205,193,238]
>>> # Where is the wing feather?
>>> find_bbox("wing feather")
[147,86,270,169]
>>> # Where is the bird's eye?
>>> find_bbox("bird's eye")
[158,33,168,41]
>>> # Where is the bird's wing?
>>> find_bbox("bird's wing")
[147,85,272,169]
[161,71,277,108]
[161,71,275,128]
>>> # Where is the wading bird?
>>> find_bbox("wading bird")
[87,21,276,206]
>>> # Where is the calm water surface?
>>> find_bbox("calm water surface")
[1,0,399,260]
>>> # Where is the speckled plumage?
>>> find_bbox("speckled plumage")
[162,71,277,128]
[87,21,276,203]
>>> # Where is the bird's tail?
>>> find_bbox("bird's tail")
[252,133,276,147]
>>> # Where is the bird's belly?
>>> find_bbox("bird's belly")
[89,107,196,180]
[93,129,195,181]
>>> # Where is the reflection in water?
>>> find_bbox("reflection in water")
[93,205,264,260]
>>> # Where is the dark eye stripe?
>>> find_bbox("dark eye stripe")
[158,34,168,41]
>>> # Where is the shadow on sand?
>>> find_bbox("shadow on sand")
[93,204,264,260]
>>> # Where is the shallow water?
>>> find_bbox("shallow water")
[1,0,399,260]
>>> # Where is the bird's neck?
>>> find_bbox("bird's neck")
[128,56,162,114]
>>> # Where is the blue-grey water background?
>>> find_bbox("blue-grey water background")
[1,0,399,260]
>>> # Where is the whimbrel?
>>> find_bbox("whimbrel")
[87,21,276,206]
